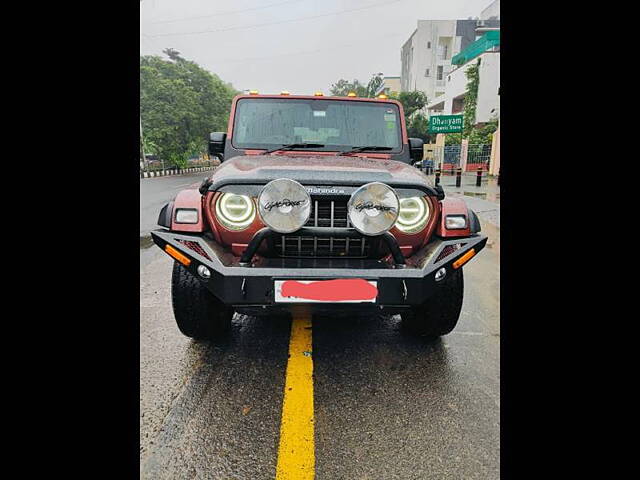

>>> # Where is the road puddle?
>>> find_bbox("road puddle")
[140,235,155,250]
[463,191,500,203]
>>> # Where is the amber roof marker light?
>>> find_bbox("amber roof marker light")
[249,90,259,95]
[314,91,323,96]
[347,91,357,97]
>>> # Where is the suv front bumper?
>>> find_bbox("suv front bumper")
[151,229,487,314]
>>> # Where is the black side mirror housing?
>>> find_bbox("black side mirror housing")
[408,138,424,163]
[209,132,226,159]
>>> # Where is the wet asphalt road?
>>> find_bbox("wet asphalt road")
[140,171,212,267]
[140,175,500,479]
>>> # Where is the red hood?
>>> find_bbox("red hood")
[211,155,431,187]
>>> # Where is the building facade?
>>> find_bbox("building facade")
[426,49,500,124]
[400,18,499,101]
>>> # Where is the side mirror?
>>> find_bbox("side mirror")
[209,132,226,159]
[408,138,424,163]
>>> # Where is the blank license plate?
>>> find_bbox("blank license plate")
[274,279,378,303]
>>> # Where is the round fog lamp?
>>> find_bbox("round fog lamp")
[435,267,447,282]
[258,178,311,233]
[347,182,399,236]
[197,265,211,279]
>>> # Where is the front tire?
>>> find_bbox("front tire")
[401,268,464,338]
[171,262,233,340]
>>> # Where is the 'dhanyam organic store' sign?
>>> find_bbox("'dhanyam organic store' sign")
[428,115,463,134]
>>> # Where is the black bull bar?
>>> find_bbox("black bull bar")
[151,228,487,310]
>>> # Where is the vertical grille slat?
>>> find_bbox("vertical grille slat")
[275,196,371,258]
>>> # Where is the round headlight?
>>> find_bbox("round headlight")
[395,196,430,234]
[258,178,311,233]
[347,182,399,236]
[215,193,256,230]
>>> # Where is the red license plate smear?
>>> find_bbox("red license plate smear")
[281,279,378,302]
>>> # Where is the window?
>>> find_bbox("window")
[437,66,443,80]
[424,68,430,77]
[232,98,402,151]
[427,41,431,49]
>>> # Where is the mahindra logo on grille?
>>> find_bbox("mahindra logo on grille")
[354,202,397,213]
[263,199,306,211]
[305,187,346,195]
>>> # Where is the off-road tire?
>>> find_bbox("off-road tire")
[401,268,464,338]
[171,262,233,340]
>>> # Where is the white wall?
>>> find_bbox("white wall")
[476,53,500,122]
[426,51,499,123]
[480,0,500,20]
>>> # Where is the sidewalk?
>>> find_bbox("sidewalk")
[140,165,215,179]
[430,175,500,228]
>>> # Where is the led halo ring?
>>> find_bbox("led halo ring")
[215,193,256,230]
[395,196,430,234]
[347,182,400,236]
[258,178,311,234]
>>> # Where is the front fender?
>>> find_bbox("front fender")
[436,197,480,237]
[157,189,206,233]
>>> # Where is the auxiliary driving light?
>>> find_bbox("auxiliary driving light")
[197,265,211,279]
[435,267,447,282]
[258,178,311,233]
[347,182,399,236]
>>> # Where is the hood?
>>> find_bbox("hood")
[210,155,435,192]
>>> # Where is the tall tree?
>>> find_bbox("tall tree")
[140,54,237,167]
[162,47,183,62]
[329,78,368,97]
[329,73,385,98]
[393,91,428,118]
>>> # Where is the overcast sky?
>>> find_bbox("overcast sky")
[140,0,492,94]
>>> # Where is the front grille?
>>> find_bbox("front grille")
[304,199,349,228]
[273,198,371,258]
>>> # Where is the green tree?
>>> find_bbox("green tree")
[329,73,386,98]
[329,78,369,97]
[462,61,480,137]
[366,74,384,97]
[406,113,433,143]
[140,54,237,167]
[392,91,428,118]
[389,91,432,142]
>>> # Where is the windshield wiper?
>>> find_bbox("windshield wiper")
[338,146,393,156]
[262,143,325,155]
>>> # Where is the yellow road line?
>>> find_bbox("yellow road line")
[275,312,315,480]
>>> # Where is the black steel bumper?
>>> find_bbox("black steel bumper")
[150,228,487,313]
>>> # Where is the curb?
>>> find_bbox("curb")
[140,166,216,179]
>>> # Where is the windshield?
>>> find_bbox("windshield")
[232,98,402,152]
